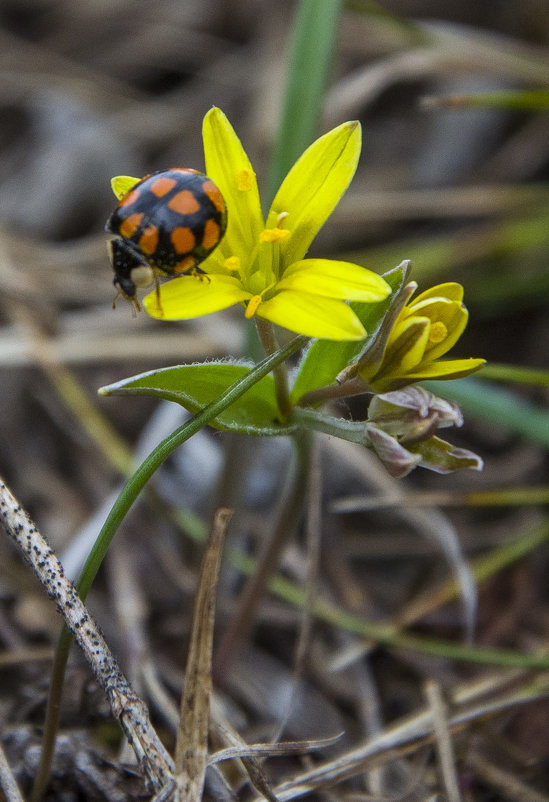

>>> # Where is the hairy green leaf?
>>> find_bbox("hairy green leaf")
[102,363,298,436]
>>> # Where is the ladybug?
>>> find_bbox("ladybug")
[106,168,227,312]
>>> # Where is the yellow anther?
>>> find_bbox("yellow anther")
[224,256,240,271]
[429,321,447,344]
[245,295,262,318]
[260,228,291,244]
[237,169,254,191]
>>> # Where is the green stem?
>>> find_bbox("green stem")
[255,318,292,421]
[297,375,371,408]
[31,333,307,802]
[292,405,371,443]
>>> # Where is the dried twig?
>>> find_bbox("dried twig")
[425,681,461,802]
[174,507,232,801]
[209,733,343,765]
[209,705,279,802]
[0,739,25,802]
[467,750,549,802]
[251,676,549,802]
[0,476,175,793]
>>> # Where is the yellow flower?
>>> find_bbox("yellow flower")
[132,108,390,340]
[359,282,485,391]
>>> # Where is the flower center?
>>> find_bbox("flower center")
[429,321,447,344]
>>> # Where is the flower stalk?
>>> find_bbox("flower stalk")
[255,318,292,421]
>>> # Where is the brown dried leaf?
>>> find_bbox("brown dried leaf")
[174,508,232,800]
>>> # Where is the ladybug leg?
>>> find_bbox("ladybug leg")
[174,257,210,284]
[190,266,211,284]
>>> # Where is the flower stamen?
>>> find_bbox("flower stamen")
[245,294,263,318]
[429,321,447,344]
[237,169,254,191]
[224,256,241,272]
[260,228,291,244]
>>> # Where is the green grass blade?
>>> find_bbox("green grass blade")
[267,0,343,201]
[423,377,549,447]
[480,363,549,387]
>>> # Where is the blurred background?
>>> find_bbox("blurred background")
[1,1,549,799]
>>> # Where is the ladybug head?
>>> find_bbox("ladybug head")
[107,239,155,312]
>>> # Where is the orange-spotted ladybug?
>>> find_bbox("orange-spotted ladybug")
[106,168,227,312]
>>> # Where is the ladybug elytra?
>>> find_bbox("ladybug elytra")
[106,168,227,312]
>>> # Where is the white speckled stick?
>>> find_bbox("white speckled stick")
[0,476,175,793]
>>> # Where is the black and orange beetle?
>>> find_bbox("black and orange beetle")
[106,168,227,311]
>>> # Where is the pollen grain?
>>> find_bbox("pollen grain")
[237,169,254,192]
[245,295,262,318]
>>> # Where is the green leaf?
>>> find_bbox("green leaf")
[290,261,409,403]
[266,0,343,204]
[101,363,299,436]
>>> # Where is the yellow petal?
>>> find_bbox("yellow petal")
[111,175,141,200]
[412,282,464,305]
[144,274,250,320]
[257,291,366,340]
[276,259,390,301]
[267,121,361,266]
[410,298,468,361]
[404,358,486,382]
[380,317,430,376]
[202,108,264,264]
